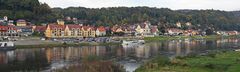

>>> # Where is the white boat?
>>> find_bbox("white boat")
[234,49,240,52]
[0,42,15,50]
[122,40,145,45]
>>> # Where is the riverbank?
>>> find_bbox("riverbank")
[14,35,240,48]
[144,35,240,41]
[15,42,121,49]
[135,51,240,72]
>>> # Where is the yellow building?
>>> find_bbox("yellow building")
[45,24,66,38]
[44,21,95,38]
[16,19,27,26]
[66,24,83,38]
[82,26,96,37]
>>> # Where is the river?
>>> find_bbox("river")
[0,38,239,72]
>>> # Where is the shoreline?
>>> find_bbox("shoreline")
[14,35,240,49]
[144,35,240,41]
[135,51,240,72]
[15,42,121,49]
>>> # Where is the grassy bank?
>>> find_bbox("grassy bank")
[135,51,240,72]
[144,35,240,41]
[56,61,125,72]
[15,42,121,49]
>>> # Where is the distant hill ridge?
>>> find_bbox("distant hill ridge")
[0,0,240,31]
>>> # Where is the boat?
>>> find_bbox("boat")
[0,42,15,50]
[234,49,240,52]
[122,40,145,45]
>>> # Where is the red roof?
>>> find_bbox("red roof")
[0,26,8,32]
[97,26,106,32]
[0,25,17,32]
[151,26,158,33]
[226,31,238,34]
[48,24,65,30]
[82,26,95,31]
[67,24,82,29]
[168,28,183,33]
[35,26,46,32]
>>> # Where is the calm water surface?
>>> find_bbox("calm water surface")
[0,38,240,72]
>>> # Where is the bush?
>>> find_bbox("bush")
[151,56,170,66]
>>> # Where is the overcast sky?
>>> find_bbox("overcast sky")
[39,0,239,11]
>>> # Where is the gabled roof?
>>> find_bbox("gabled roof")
[97,26,106,32]
[35,26,46,32]
[17,19,26,22]
[225,31,238,34]
[48,24,65,30]
[67,24,82,29]
[0,26,8,32]
[0,25,17,32]
[151,26,158,33]
[167,28,183,33]
[82,26,95,31]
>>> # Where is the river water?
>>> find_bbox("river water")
[0,38,239,72]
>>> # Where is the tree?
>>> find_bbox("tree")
[206,29,214,35]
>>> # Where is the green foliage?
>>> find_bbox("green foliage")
[135,51,240,72]
[1,0,240,31]
[56,7,240,31]
[0,0,62,24]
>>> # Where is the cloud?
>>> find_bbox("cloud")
[39,0,240,11]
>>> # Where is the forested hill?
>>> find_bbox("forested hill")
[54,7,240,31]
[0,0,240,31]
[0,0,62,23]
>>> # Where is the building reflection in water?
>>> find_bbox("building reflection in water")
[0,38,239,71]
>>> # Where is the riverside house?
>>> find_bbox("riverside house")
[135,22,151,36]
[217,31,238,36]
[33,26,47,34]
[96,26,106,36]
[0,25,19,37]
[16,19,27,26]
[183,29,200,36]
[166,28,183,35]
[151,26,159,36]
[135,21,157,37]
[44,20,96,38]
[122,25,136,36]
[111,25,124,33]
[225,31,238,35]
[15,26,33,36]
[82,26,96,37]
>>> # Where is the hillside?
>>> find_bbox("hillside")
[54,7,240,31]
[0,0,240,31]
[0,0,62,24]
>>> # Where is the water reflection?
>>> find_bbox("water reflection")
[0,38,239,72]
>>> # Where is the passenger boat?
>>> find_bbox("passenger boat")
[0,42,15,50]
[122,40,145,45]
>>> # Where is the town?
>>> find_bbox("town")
[0,16,238,40]
[0,16,239,41]
[1,0,240,72]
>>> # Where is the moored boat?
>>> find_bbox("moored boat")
[234,49,240,52]
[0,42,15,50]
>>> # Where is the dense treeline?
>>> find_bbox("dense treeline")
[0,0,62,24]
[54,7,240,31]
[0,0,240,31]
